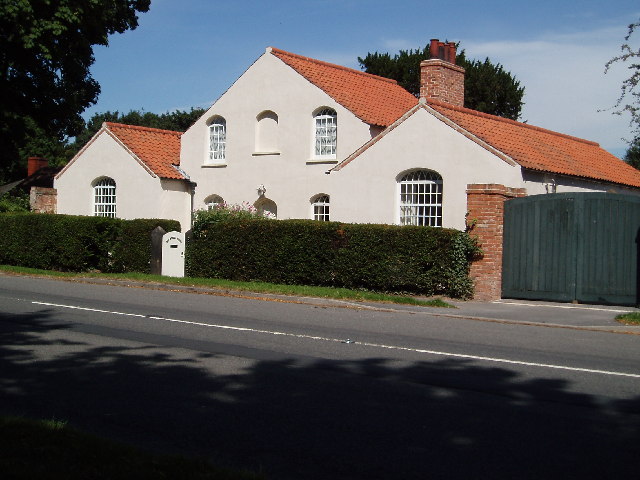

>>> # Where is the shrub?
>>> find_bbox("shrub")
[0,214,179,273]
[187,217,480,299]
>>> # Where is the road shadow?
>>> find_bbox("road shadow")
[1,309,639,479]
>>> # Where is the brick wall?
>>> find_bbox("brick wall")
[30,187,57,214]
[466,184,526,300]
[420,59,465,107]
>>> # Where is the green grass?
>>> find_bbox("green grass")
[615,311,640,325]
[0,416,263,480]
[0,264,454,308]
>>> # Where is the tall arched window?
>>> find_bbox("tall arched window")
[204,194,224,210]
[314,108,337,158]
[93,177,116,218]
[311,194,330,221]
[398,170,442,227]
[255,110,278,153]
[207,116,226,163]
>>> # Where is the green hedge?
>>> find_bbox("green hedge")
[186,218,480,298]
[0,214,180,273]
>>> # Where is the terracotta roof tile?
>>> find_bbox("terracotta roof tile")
[270,47,418,127]
[105,122,185,180]
[427,101,640,189]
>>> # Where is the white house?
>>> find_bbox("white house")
[55,40,640,232]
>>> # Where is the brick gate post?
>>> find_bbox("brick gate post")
[466,184,526,301]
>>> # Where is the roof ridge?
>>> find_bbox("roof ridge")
[426,99,599,147]
[268,47,400,85]
[104,122,183,136]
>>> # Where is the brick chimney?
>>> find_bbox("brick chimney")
[27,156,48,177]
[420,39,465,107]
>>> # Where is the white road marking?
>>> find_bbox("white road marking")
[32,300,640,379]
[493,301,633,313]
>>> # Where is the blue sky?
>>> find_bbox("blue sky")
[87,0,639,157]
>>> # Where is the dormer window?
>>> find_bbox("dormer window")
[314,108,337,159]
[207,116,226,164]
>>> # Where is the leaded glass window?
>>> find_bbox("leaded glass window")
[314,108,337,157]
[208,117,226,162]
[312,195,330,221]
[399,170,442,227]
[93,177,116,218]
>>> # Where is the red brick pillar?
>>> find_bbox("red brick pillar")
[466,184,526,301]
[30,187,57,214]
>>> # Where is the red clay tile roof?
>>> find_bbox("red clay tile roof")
[270,47,418,127]
[105,122,185,180]
[427,100,640,189]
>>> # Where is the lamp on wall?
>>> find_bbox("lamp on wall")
[257,184,267,197]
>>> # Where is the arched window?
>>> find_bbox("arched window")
[93,177,116,218]
[255,110,278,153]
[207,116,226,163]
[311,194,330,221]
[314,108,337,158]
[204,194,224,210]
[398,170,442,227]
[254,197,277,218]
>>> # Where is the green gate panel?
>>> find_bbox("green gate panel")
[502,194,577,302]
[502,192,640,306]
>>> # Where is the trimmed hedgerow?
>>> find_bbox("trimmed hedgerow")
[187,216,480,299]
[0,214,179,273]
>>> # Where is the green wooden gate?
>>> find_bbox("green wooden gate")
[502,192,640,306]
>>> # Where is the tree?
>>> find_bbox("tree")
[358,43,525,120]
[605,19,640,135]
[0,0,151,182]
[624,136,640,170]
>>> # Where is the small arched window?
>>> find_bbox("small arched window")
[314,108,337,158]
[207,116,226,163]
[255,110,279,153]
[204,194,224,210]
[398,170,443,227]
[311,194,330,221]
[93,177,116,218]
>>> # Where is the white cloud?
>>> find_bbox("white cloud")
[464,26,637,155]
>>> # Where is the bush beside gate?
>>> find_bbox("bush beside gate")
[187,216,480,299]
[0,214,180,274]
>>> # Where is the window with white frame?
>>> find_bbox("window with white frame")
[314,108,337,158]
[93,177,116,218]
[204,194,224,210]
[208,117,226,163]
[312,194,330,221]
[398,170,442,227]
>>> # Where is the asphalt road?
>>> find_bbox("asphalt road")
[1,274,639,479]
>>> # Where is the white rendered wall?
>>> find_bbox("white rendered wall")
[55,132,192,230]
[329,109,524,230]
[180,51,374,219]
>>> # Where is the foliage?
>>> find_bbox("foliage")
[0,214,178,273]
[191,202,274,238]
[624,136,640,170]
[187,217,480,299]
[358,43,525,120]
[0,0,151,182]
[0,190,29,212]
[605,19,640,135]
[615,312,640,324]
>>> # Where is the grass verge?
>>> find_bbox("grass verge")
[615,312,640,325]
[0,416,263,480]
[0,264,453,308]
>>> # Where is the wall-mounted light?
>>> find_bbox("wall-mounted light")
[257,184,267,197]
